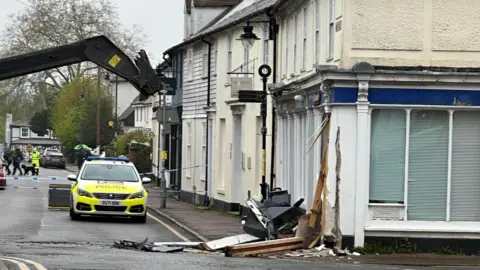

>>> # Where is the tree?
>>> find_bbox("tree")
[51,75,116,154]
[115,130,150,156]
[51,77,85,152]
[29,109,50,136]
[77,95,116,147]
[0,0,147,93]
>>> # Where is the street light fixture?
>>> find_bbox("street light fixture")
[237,24,260,51]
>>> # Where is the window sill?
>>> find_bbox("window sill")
[185,175,191,179]
[326,57,334,62]
[368,203,404,207]
[365,220,480,234]
[216,188,225,195]
[200,177,206,182]
[224,83,231,87]
[201,76,208,80]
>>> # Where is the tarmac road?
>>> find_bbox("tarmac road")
[0,167,451,269]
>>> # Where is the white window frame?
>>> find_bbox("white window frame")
[243,44,250,74]
[186,122,192,178]
[201,122,206,180]
[20,127,29,138]
[187,48,194,81]
[227,34,233,82]
[202,44,209,78]
[302,7,307,71]
[293,15,298,73]
[314,0,320,64]
[328,0,335,59]
[263,22,269,65]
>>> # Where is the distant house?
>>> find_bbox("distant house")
[7,120,61,152]
[118,95,139,132]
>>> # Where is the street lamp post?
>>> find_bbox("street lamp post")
[258,64,272,202]
[96,67,101,149]
[159,89,168,209]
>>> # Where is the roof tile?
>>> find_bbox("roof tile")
[193,0,241,7]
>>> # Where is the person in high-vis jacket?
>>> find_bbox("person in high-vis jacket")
[31,148,41,173]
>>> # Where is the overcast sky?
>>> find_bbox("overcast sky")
[0,0,184,66]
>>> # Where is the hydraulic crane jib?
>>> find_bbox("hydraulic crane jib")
[0,35,160,101]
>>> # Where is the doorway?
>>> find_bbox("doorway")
[231,114,244,204]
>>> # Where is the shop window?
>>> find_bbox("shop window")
[450,111,480,221]
[369,109,406,203]
[407,110,448,221]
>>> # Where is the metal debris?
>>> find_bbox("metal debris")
[113,238,184,253]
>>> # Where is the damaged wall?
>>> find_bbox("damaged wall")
[323,106,357,238]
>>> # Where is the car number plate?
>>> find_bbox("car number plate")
[100,200,121,206]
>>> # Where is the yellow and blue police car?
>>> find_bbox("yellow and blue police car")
[67,156,151,223]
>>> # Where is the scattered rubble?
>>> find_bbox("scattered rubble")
[113,238,184,253]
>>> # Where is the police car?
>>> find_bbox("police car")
[67,156,151,223]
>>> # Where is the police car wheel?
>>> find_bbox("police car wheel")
[70,207,81,220]
[133,214,147,223]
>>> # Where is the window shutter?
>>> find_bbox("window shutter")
[407,110,449,221]
[450,111,480,221]
[369,109,406,203]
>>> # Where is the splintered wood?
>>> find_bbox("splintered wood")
[295,116,331,248]
[225,237,304,257]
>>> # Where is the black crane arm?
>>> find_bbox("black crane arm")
[0,35,158,100]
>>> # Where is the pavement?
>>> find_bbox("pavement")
[146,187,244,241]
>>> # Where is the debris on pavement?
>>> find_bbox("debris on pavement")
[199,233,260,251]
[153,242,203,248]
[225,237,304,257]
[113,238,184,253]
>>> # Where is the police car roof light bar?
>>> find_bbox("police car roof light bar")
[86,156,129,162]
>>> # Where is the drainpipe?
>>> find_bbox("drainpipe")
[201,38,212,206]
[268,15,279,191]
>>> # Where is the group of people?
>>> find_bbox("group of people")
[2,148,41,176]
[2,145,92,175]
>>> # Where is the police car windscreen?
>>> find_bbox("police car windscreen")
[80,164,139,182]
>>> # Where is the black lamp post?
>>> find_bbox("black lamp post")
[258,64,272,202]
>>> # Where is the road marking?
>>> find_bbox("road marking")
[0,257,30,270]
[147,213,190,242]
[2,256,48,270]
[0,256,48,270]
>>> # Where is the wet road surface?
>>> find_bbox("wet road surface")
[0,167,449,269]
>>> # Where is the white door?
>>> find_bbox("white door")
[231,114,244,204]
[207,119,214,199]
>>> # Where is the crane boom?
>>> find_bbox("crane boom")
[0,35,158,100]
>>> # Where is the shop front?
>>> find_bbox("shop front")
[273,63,480,251]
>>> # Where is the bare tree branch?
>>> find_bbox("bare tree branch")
[0,0,147,90]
